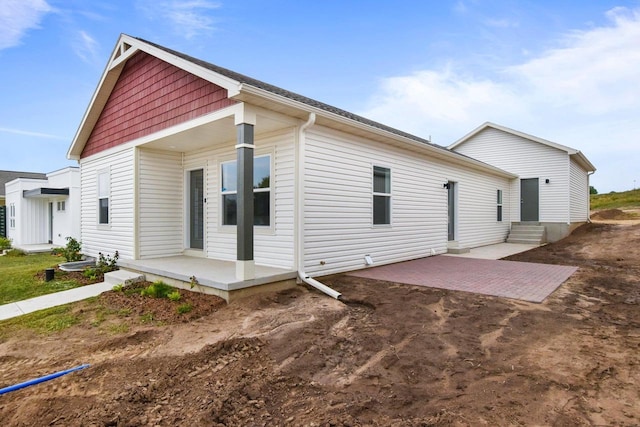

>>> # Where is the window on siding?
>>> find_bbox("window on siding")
[497,189,503,222]
[373,166,391,225]
[221,155,271,226]
[57,201,66,212]
[98,170,110,225]
[9,203,15,229]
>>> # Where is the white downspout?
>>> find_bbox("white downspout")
[296,113,342,300]
[587,171,595,223]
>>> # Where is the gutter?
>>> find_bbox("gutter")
[295,112,342,300]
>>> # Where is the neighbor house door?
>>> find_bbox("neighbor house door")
[48,202,53,244]
[447,181,456,241]
[189,169,204,250]
[520,178,539,222]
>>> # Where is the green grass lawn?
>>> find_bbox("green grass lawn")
[591,188,640,211]
[0,253,82,305]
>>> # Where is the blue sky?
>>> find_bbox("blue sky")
[1,0,639,193]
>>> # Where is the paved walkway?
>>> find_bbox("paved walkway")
[0,282,113,321]
[348,256,577,303]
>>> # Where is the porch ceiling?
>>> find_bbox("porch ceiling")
[141,114,289,153]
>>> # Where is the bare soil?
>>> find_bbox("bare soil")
[1,221,639,426]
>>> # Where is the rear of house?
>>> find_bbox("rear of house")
[449,123,595,242]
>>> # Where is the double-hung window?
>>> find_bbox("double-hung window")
[373,166,391,225]
[98,170,110,225]
[221,155,271,226]
[497,189,503,222]
[57,201,66,212]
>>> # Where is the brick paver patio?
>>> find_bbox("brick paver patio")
[347,255,578,303]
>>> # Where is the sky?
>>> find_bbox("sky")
[0,0,639,193]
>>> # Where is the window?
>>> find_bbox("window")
[57,201,66,212]
[373,166,391,225]
[497,189,503,222]
[98,170,110,225]
[9,203,15,229]
[221,155,271,226]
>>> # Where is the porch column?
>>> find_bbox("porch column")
[236,122,255,280]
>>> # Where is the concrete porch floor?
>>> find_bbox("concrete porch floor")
[13,243,61,253]
[117,256,297,293]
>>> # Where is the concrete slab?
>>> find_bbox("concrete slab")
[0,282,114,321]
[13,244,61,254]
[444,242,539,260]
[347,255,577,303]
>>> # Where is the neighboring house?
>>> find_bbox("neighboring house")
[449,122,596,242]
[4,167,80,247]
[1,170,47,238]
[65,35,592,299]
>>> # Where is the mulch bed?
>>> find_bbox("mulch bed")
[99,281,226,323]
[34,266,104,286]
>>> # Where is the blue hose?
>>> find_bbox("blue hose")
[0,364,90,395]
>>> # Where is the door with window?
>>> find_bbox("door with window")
[189,169,204,249]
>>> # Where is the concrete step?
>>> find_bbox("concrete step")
[507,237,544,244]
[508,232,545,239]
[104,269,145,286]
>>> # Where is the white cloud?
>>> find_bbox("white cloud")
[72,30,100,64]
[360,6,640,192]
[0,126,65,140]
[137,0,222,39]
[0,0,52,50]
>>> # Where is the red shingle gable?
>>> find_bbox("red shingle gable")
[81,51,236,158]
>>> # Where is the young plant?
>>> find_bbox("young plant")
[61,237,82,262]
[177,303,193,314]
[0,236,12,251]
[167,290,182,302]
[97,251,119,273]
[140,281,173,299]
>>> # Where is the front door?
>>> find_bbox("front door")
[447,181,456,241]
[520,178,539,222]
[48,202,53,244]
[189,169,204,249]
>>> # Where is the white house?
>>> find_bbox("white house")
[4,167,81,248]
[449,122,596,242]
[65,35,592,300]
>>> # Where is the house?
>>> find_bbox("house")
[66,35,592,301]
[4,167,80,248]
[1,170,47,238]
[448,122,596,242]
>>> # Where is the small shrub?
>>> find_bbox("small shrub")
[112,284,124,292]
[61,237,82,262]
[140,281,173,299]
[140,312,154,323]
[177,303,193,314]
[5,249,26,257]
[97,251,119,273]
[83,268,99,280]
[167,290,182,302]
[0,236,12,250]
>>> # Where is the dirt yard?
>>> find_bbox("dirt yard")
[1,218,639,426]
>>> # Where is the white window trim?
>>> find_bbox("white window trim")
[372,164,392,227]
[97,168,111,227]
[219,151,274,233]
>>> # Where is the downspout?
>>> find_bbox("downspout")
[296,113,342,300]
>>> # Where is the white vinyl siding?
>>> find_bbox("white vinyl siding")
[80,148,135,259]
[452,127,569,223]
[303,126,511,276]
[138,148,184,258]
[569,158,589,222]
[182,128,296,269]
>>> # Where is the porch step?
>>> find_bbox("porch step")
[507,223,546,244]
[104,269,145,286]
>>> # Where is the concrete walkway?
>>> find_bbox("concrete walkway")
[0,282,114,321]
[444,242,540,260]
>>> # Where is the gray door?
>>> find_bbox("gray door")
[520,178,539,222]
[447,181,455,241]
[189,169,204,249]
